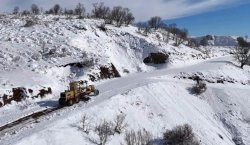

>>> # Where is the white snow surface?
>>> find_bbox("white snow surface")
[0,15,249,145]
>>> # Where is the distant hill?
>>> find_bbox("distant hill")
[193,35,237,46]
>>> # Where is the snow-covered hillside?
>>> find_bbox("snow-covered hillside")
[0,14,250,145]
[1,56,249,145]
[0,15,206,91]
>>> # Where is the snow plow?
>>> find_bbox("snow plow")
[59,81,99,106]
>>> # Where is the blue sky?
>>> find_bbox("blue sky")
[165,3,250,36]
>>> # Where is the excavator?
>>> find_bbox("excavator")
[59,80,99,106]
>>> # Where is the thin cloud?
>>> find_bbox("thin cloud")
[0,0,247,21]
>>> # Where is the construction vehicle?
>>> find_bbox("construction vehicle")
[59,80,99,106]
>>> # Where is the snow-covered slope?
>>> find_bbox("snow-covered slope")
[9,58,250,145]
[0,55,249,145]
[0,14,208,136]
[13,82,237,145]
[0,14,250,145]
[0,15,205,91]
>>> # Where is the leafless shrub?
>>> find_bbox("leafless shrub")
[73,25,87,31]
[125,129,152,145]
[143,26,151,36]
[92,3,110,19]
[234,37,250,69]
[192,81,207,95]
[188,76,207,95]
[148,16,162,29]
[110,6,134,27]
[64,9,74,18]
[232,136,245,145]
[53,4,62,15]
[104,14,113,25]
[21,10,31,16]
[124,12,135,26]
[23,17,38,27]
[114,114,127,134]
[13,6,19,15]
[95,120,114,145]
[80,114,91,134]
[175,28,188,46]
[24,20,35,27]
[125,130,136,145]
[163,124,200,145]
[75,3,85,18]
[97,23,107,31]
[110,6,126,27]
[31,4,40,15]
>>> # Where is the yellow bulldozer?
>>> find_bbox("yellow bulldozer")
[59,80,99,106]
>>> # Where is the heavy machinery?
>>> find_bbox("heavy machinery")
[59,80,99,106]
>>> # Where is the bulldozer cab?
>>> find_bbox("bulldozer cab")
[69,81,81,92]
[69,81,89,91]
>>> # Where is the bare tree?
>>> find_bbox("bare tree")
[111,6,126,27]
[21,10,31,16]
[124,130,136,145]
[104,14,113,24]
[45,8,54,15]
[75,3,85,18]
[125,129,152,145]
[175,28,188,46]
[95,120,114,145]
[92,3,110,19]
[234,37,250,68]
[148,16,162,29]
[124,12,135,26]
[13,6,19,15]
[114,114,127,134]
[31,4,40,15]
[53,4,62,15]
[64,8,74,18]
[143,26,151,36]
[80,114,91,134]
[159,24,171,43]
